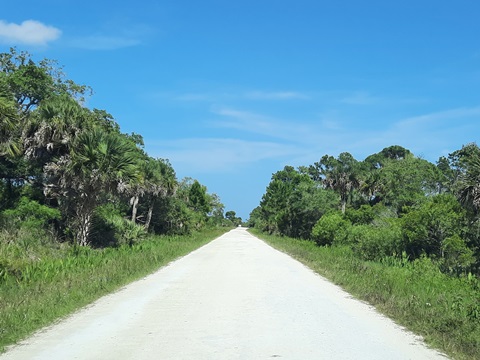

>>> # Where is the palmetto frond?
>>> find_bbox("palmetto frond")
[68,129,139,188]
[0,80,21,156]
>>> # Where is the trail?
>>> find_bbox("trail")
[1,228,446,359]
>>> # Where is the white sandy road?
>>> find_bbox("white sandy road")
[2,228,447,360]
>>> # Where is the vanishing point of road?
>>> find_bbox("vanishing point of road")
[2,228,446,360]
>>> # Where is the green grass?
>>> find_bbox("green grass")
[0,227,228,352]
[251,229,480,360]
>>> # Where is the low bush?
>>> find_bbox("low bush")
[350,219,403,261]
[311,211,351,246]
[1,197,61,231]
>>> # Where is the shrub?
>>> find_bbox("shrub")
[440,235,476,275]
[350,220,402,261]
[1,197,61,230]
[311,212,351,246]
[90,204,146,247]
[344,204,376,225]
[400,194,467,259]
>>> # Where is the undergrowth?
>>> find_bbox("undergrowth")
[251,229,480,360]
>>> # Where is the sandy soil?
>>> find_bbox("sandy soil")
[1,227,448,359]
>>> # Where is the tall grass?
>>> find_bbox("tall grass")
[0,227,227,351]
[251,229,480,360]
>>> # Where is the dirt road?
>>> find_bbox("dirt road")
[2,228,447,359]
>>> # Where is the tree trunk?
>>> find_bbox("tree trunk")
[145,202,154,231]
[131,195,139,223]
[77,211,92,246]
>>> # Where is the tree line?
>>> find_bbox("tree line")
[248,144,480,276]
[0,48,235,248]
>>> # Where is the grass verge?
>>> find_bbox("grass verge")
[0,228,228,352]
[250,229,480,360]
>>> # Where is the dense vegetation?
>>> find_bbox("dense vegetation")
[0,48,237,349]
[248,144,480,358]
[0,48,238,248]
[249,144,480,276]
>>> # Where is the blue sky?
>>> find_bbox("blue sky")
[1,1,480,219]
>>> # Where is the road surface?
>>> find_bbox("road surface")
[2,228,447,359]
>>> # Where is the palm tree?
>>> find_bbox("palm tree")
[143,158,177,231]
[45,129,139,246]
[0,76,20,156]
[319,152,360,214]
[458,153,480,214]
[21,95,86,161]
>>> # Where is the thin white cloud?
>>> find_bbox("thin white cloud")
[320,119,343,131]
[341,108,480,162]
[396,106,480,128]
[0,20,61,45]
[210,106,316,141]
[167,90,309,103]
[146,138,302,173]
[69,22,150,50]
[143,105,480,185]
[211,105,480,164]
[340,91,379,105]
[211,107,276,132]
[70,35,140,50]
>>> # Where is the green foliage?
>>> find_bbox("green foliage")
[255,145,479,277]
[258,165,338,238]
[314,152,361,213]
[344,204,376,225]
[440,235,476,275]
[350,220,403,261]
[246,206,265,229]
[109,217,147,246]
[311,212,351,246]
[44,129,140,246]
[89,204,146,247]
[225,210,242,226]
[376,155,440,211]
[456,146,480,214]
[188,180,211,215]
[1,196,60,230]
[0,47,232,353]
[400,194,467,260]
[150,195,195,235]
[284,182,338,239]
[0,47,221,248]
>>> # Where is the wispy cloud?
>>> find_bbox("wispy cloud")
[170,90,309,103]
[69,23,150,50]
[0,20,61,46]
[340,91,379,105]
[346,107,480,161]
[211,105,480,163]
[319,119,343,131]
[211,107,277,133]
[210,106,320,143]
[396,106,480,128]
[70,35,141,50]
[146,138,302,173]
